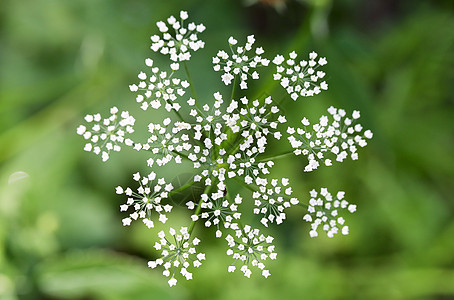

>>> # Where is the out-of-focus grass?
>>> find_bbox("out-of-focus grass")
[1,0,453,299]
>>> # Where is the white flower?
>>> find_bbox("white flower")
[213,35,270,89]
[76,107,135,162]
[129,60,189,112]
[225,226,276,278]
[136,118,192,167]
[150,11,205,62]
[287,106,373,172]
[303,188,355,238]
[116,171,174,228]
[186,191,242,237]
[186,93,231,186]
[148,227,205,286]
[76,10,374,284]
[229,96,287,153]
[228,153,274,181]
[272,51,328,100]
[168,278,177,287]
[180,11,188,20]
[252,177,299,227]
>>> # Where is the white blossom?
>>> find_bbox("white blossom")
[228,153,274,181]
[272,51,328,100]
[76,10,374,285]
[133,118,192,167]
[213,35,270,89]
[148,227,205,286]
[76,107,135,162]
[228,96,287,153]
[303,188,356,238]
[129,59,189,112]
[287,106,373,172]
[186,93,231,186]
[117,171,173,228]
[225,226,276,278]
[252,177,299,227]
[150,11,205,62]
[186,191,242,238]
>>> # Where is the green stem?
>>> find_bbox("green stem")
[231,76,237,100]
[298,202,308,208]
[257,149,295,162]
[170,150,191,162]
[188,182,213,236]
[184,62,197,100]
[225,133,244,157]
[165,99,186,123]
[233,177,256,193]
[168,180,196,197]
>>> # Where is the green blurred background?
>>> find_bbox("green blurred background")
[1,0,454,299]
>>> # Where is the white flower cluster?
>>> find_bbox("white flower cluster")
[148,227,206,286]
[77,10,373,287]
[287,106,373,172]
[252,178,299,227]
[116,171,173,228]
[232,154,274,184]
[129,59,189,112]
[303,188,357,238]
[76,107,135,162]
[226,226,277,278]
[273,51,328,100]
[185,93,231,186]
[213,35,270,89]
[186,190,242,238]
[183,93,288,188]
[228,96,287,153]
[132,118,192,167]
[151,11,205,62]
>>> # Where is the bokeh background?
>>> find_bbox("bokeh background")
[1,0,454,299]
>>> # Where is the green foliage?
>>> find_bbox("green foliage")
[1,0,453,299]
[36,250,188,300]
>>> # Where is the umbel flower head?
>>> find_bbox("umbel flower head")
[151,11,205,62]
[116,171,174,228]
[185,92,232,186]
[76,10,374,287]
[287,106,373,172]
[76,107,135,162]
[252,177,299,227]
[129,59,190,112]
[148,227,206,286]
[226,225,277,278]
[231,154,274,184]
[303,188,357,238]
[228,96,287,153]
[273,51,328,100]
[186,189,242,238]
[213,35,270,89]
[132,118,192,167]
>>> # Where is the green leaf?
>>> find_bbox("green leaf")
[36,249,188,300]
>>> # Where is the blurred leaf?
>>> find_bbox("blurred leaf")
[36,249,188,300]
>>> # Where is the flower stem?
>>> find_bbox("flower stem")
[173,109,187,123]
[230,76,237,101]
[188,182,213,236]
[171,150,191,161]
[226,134,243,157]
[298,202,308,208]
[168,180,196,197]
[233,177,256,193]
[184,62,198,100]
[258,149,294,162]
